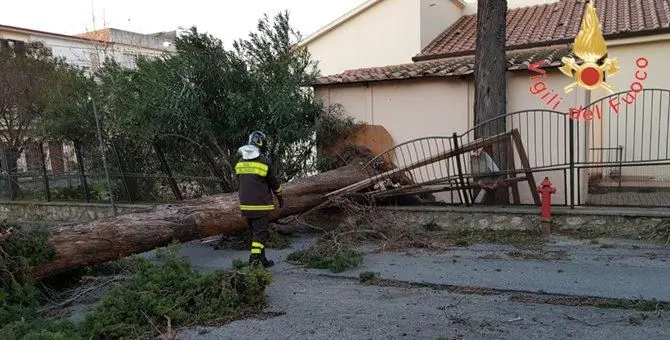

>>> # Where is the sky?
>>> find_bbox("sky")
[0,0,559,48]
[0,0,369,47]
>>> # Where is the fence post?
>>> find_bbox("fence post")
[110,138,133,203]
[617,145,623,192]
[201,145,228,192]
[568,118,575,209]
[73,140,91,202]
[92,97,117,215]
[1,149,13,200]
[38,141,51,201]
[153,141,183,201]
[452,133,471,206]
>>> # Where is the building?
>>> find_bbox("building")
[0,24,175,70]
[0,24,176,181]
[299,0,473,77]
[311,0,670,207]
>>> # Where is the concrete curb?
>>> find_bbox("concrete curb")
[381,205,670,218]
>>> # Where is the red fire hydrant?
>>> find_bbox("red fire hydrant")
[536,177,556,234]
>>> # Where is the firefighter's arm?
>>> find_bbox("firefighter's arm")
[267,160,284,208]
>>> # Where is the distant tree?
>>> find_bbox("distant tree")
[38,11,357,201]
[0,42,72,198]
[473,0,509,204]
[232,11,327,181]
[95,12,348,191]
[38,66,98,144]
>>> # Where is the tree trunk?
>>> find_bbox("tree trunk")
[29,157,374,279]
[5,147,23,200]
[474,0,509,205]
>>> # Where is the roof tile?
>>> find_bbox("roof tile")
[415,0,670,61]
[315,45,571,86]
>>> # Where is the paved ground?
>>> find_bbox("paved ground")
[586,191,670,207]
[139,235,670,340]
[180,271,670,340]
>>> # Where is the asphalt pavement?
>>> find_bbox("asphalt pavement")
[141,234,670,340]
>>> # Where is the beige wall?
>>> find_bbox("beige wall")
[506,71,588,205]
[316,38,670,206]
[306,0,420,76]
[420,0,463,49]
[586,39,670,181]
[317,78,471,143]
[305,0,464,76]
[316,72,589,205]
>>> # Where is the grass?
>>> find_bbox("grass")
[359,271,379,284]
[287,247,363,273]
[422,220,442,231]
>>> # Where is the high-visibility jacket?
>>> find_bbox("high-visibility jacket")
[235,145,281,218]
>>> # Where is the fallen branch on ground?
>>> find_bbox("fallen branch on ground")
[21,148,378,279]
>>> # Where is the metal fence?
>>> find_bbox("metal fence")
[359,88,670,208]
[0,136,229,205]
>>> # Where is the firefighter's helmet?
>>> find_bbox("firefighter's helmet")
[248,131,268,153]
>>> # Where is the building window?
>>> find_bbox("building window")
[0,39,27,52]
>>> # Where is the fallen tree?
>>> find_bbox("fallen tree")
[27,152,377,279]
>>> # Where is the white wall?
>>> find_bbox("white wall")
[305,0,464,76]
[306,0,420,76]
[0,28,167,70]
[586,39,670,182]
[420,0,464,49]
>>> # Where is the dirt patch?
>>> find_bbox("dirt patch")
[510,293,669,313]
[504,250,569,261]
[357,277,669,313]
[437,229,545,250]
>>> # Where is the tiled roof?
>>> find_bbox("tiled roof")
[315,45,570,85]
[416,0,670,61]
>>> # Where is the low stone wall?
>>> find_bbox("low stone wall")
[381,206,668,235]
[0,201,154,223]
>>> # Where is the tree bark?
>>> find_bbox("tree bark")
[29,157,374,279]
[5,147,23,199]
[474,0,509,205]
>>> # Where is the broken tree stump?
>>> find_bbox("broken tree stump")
[29,155,375,279]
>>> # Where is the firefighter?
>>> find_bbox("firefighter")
[235,131,284,268]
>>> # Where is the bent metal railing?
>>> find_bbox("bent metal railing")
[354,88,670,208]
[357,109,576,207]
[577,88,670,206]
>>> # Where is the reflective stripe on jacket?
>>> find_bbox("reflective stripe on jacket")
[235,153,281,217]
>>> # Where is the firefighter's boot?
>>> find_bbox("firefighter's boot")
[249,246,274,268]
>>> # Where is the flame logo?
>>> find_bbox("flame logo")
[559,0,619,93]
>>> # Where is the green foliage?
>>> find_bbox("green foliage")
[0,221,56,287]
[36,11,360,198]
[0,41,72,150]
[359,271,379,284]
[287,247,363,273]
[37,66,97,143]
[78,245,272,338]
[1,244,273,339]
[46,183,118,202]
[0,222,66,340]
[0,42,84,199]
